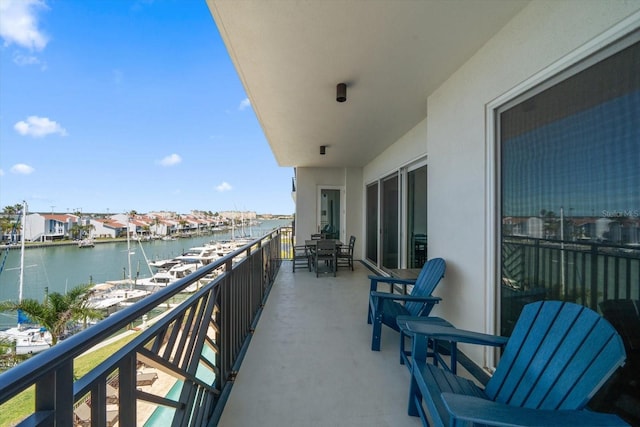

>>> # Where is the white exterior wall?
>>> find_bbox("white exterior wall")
[363,1,640,367]
[295,167,364,259]
[430,1,638,366]
[363,118,428,185]
[24,214,45,242]
[90,220,117,238]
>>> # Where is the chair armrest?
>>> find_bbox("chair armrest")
[368,275,417,290]
[441,393,629,426]
[404,321,508,347]
[368,275,417,285]
[370,292,441,305]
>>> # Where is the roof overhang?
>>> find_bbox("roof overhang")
[207,0,529,168]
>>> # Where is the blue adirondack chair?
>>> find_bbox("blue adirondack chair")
[368,257,445,351]
[406,300,629,426]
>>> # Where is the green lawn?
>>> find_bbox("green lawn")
[0,331,139,426]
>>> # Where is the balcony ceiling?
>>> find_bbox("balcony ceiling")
[207,0,529,168]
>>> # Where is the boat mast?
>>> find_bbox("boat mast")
[127,216,132,285]
[19,201,26,303]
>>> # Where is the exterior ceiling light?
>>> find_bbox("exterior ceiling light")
[336,83,347,102]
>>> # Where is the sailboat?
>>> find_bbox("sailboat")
[86,217,151,312]
[0,201,51,355]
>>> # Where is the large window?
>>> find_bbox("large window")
[498,35,639,424]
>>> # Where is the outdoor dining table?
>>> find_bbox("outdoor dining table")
[305,239,342,276]
[304,239,343,248]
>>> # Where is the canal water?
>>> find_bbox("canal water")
[0,219,291,327]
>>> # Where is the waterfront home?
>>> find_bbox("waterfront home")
[24,213,78,242]
[89,218,125,239]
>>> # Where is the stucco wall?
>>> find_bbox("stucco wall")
[427,1,639,365]
[363,118,428,185]
[295,167,364,259]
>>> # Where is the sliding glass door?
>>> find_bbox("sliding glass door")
[381,173,399,269]
[407,165,427,268]
[365,160,427,270]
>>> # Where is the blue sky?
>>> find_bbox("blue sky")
[0,0,295,215]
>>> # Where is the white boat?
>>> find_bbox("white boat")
[77,238,95,248]
[208,240,245,257]
[87,220,153,312]
[0,325,51,355]
[87,280,151,311]
[138,262,203,288]
[0,201,52,355]
[148,258,182,269]
[174,246,220,265]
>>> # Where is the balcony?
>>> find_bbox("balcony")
[2,226,634,425]
[2,227,468,426]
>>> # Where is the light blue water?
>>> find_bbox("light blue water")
[0,219,290,326]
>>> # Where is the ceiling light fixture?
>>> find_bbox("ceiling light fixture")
[336,83,347,102]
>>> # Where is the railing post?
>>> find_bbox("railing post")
[119,354,137,427]
[534,238,540,290]
[43,360,73,426]
[590,244,599,310]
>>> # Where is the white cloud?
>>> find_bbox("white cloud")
[12,51,42,67]
[0,169,4,176]
[14,116,67,137]
[10,163,35,175]
[216,182,232,192]
[238,98,251,111]
[158,153,182,166]
[0,0,49,51]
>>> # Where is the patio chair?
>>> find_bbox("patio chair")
[74,402,91,427]
[74,402,119,427]
[292,243,311,272]
[406,300,629,426]
[594,299,640,424]
[336,235,356,271]
[313,239,337,277]
[367,257,445,351]
[136,371,158,386]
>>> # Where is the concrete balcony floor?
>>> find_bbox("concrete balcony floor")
[218,261,423,427]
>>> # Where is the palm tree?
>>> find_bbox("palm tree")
[83,223,95,238]
[69,223,83,240]
[0,284,102,345]
[2,204,22,215]
[0,216,14,242]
